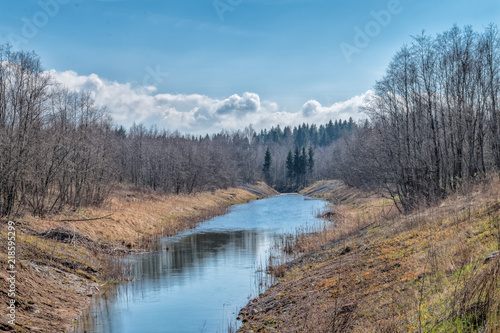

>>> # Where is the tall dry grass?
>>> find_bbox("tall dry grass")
[22,186,260,250]
[251,176,500,333]
[279,190,397,257]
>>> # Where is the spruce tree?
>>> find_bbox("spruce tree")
[262,148,272,185]
[308,146,314,173]
[286,150,294,186]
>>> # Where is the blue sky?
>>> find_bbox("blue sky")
[1,0,499,134]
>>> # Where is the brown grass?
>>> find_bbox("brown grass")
[281,184,398,257]
[23,185,264,249]
[2,184,273,332]
[0,226,101,333]
[238,177,500,333]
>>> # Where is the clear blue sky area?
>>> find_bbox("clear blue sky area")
[1,0,499,132]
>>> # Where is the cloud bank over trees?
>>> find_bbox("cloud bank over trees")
[50,69,372,134]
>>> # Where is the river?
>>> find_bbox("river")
[76,194,329,333]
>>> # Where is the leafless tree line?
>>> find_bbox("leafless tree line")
[338,24,500,213]
[114,124,262,194]
[114,126,339,195]
[0,45,275,217]
[0,46,115,217]
[0,44,354,217]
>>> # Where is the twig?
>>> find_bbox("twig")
[56,213,114,222]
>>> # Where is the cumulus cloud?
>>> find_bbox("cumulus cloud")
[216,92,261,115]
[49,69,372,135]
[300,91,374,123]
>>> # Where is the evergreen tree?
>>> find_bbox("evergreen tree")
[326,120,335,143]
[308,146,314,173]
[262,148,272,185]
[309,124,319,147]
[283,126,292,140]
[300,146,308,186]
[347,117,355,131]
[286,150,294,185]
[293,145,301,185]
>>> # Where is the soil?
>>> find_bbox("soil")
[0,261,100,333]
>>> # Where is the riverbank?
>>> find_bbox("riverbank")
[237,179,500,332]
[0,183,276,333]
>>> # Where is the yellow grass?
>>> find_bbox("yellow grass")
[238,177,500,333]
[23,186,263,248]
[0,183,273,332]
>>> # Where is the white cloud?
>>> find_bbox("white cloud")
[216,92,261,115]
[300,90,374,123]
[49,69,372,135]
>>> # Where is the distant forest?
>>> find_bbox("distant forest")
[1,24,499,217]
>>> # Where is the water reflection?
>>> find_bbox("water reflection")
[77,195,329,333]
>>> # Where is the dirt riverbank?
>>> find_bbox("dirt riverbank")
[237,179,500,332]
[0,182,276,332]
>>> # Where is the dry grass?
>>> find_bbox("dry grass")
[0,225,101,333]
[238,177,500,333]
[281,184,397,257]
[22,185,263,249]
[2,184,273,332]
[0,228,100,276]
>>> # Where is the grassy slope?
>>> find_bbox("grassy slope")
[0,183,275,333]
[238,179,500,332]
[25,184,276,247]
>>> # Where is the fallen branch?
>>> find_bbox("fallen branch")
[56,213,114,222]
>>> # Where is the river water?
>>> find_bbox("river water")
[77,194,329,333]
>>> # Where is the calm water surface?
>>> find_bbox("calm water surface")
[77,194,329,333]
